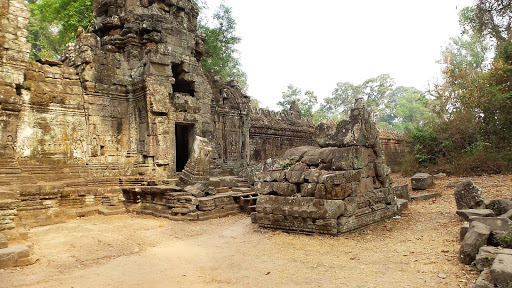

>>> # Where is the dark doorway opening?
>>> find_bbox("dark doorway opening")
[175,123,194,172]
[171,62,195,96]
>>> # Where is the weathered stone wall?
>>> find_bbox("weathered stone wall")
[249,105,317,164]
[208,75,250,175]
[380,130,406,172]
[0,0,32,185]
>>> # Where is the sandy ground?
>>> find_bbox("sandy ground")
[1,174,512,288]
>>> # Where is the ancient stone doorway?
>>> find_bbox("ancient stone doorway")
[175,123,194,172]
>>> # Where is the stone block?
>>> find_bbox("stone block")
[455,179,485,210]
[469,217,512,232]
[392,184,410,200]
[410,173,433,190]
[0,247,17,269]
[329,147,367,170]
[324,183,352,200]
[302,147,336,166]
[209,179,221,188]
[0,190,15,200]
[459,221,492,265]
[397,198,408,212]
[286,171,305,184]
[457,209,496,222]
[197,197,215,211]
[303,170,321,183]
[490,254,512,287]
[460,222,470,241]
[282,146,317,162]
[487,199,512,216]
[343,196,357,217]
[275,183,298,197]
[475,246,512,271]
[0,233,7,249]
[410,193,440,201]
[475,268,493,288]
[300,183,317,197]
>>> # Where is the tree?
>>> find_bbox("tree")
[394,90,431,133]
[361,74,395,117]
[27,0,93,60]
[408,2,512,174]
[277,85,318,118]
[318,74,395,122]
[199,3,248,92]
[319,82,361,121]
[475,0,512,44]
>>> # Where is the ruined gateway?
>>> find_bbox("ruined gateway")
[0,0,406,268]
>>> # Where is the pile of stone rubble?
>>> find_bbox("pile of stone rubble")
[456,179,512,287]
[252,99,409,235]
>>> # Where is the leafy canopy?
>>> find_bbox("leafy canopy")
[276,85,318,118]
[199,3,247,92]
[27,0,93,60]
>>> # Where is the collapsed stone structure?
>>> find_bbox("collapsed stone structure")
[456,180,512,287]
[252,99,398,235]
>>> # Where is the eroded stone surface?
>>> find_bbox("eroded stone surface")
[411,173,433,190]
[459,221,491,265]
[253,99,398,235]
[455,179,485,210]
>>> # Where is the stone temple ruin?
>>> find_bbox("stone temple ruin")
[252,99,397,235]
[0,0,407,268]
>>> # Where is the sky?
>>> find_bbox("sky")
[203,0,474,110]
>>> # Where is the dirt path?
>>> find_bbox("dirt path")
[2,174,511,288]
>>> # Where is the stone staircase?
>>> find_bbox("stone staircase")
[211,176,258,214]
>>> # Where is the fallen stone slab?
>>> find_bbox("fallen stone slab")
[487,199,512,216]
[455,179,485,210]
[469,217,512,232]
[411,173,433,190]
[490,254,512,287]
[456,209,496,222]
[459,221,492,265]
[475,246,512,271]
[475,268,493,288]
[410,193,440,201]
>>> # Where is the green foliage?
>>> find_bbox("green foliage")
[393,90,431,133]
[409,126,440,165]
[361,74,395,115]
[199,3,247,92]
[319,82,361,120]
[277,85,318,118]
[27,0,93,60]
[405,1,512,175]
[318,75,428,132]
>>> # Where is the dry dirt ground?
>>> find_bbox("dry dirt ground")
[1,174,512,288]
